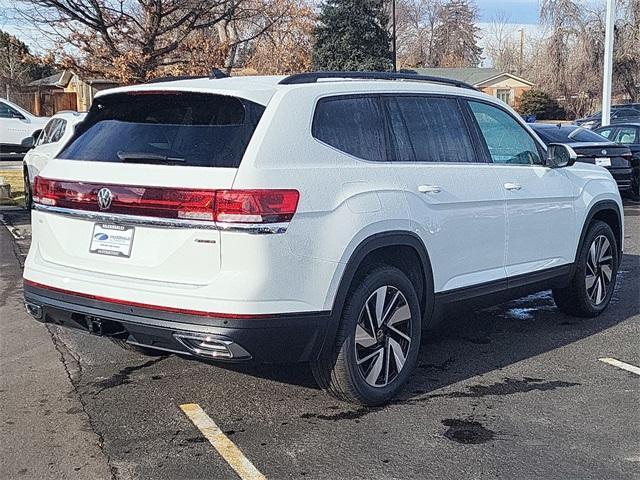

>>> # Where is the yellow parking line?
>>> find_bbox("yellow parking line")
[179,403,267,480]
[599,357,640,376]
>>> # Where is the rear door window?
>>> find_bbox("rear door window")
[312,96,387,162]
[60,92,265,168]
[614,126,638,144]
[384,96,478,163]
[37,119,60,146]
[49,119,67,143]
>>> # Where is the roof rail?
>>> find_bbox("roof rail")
[278,71,477,91]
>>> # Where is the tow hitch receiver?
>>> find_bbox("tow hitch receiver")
[85,316,126,336]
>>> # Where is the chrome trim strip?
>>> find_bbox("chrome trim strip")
[34,204,289,234]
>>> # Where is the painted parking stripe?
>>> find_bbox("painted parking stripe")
[599,357,640,376]
[180,403,267,480]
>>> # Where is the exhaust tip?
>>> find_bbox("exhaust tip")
[173,332,251,360]
[24,302,43,320]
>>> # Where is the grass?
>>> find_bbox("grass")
[0,169,25,207]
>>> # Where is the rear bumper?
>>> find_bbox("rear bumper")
[24,283,331,363]
[609,167,634,191]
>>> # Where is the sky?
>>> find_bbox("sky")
[477,0,541,25]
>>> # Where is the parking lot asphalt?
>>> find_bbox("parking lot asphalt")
[1,203,638,480]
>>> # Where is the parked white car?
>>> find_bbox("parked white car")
[23,111,86,207]
[0,98,49,158]
[23,72,624,406]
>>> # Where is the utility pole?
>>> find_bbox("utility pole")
[519,28,524,75]
[602,0,616,127]
[392,0,397,72]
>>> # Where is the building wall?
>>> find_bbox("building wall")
[480,81,532,108]
[63,76,117,112]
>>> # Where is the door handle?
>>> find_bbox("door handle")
[504,182,522,191]
[418,185,442,194]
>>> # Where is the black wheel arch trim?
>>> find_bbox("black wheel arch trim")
[318,230,435,358]
[577,200,623,262]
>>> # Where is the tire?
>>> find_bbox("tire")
[631,175,640,201]
[553,220,619,317]
[109,338,166,356]
[23,169,32,210]
[311,266,422,406]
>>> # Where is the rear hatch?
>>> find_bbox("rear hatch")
[32,90,265,286]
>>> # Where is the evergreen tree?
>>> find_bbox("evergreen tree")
[313,0,393,71]
[431,0,482,67]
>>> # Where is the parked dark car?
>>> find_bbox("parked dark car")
[594,123,640,199]
[575,108,640,129]
[530,123,635,196]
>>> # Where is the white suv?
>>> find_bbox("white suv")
[23,111,87,208]
[23,72,624,405]
[0,98,49,158]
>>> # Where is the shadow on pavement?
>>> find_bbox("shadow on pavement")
[214,251,640,404]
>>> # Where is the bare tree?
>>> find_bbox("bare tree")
[394,0,441,68]
[0,29,52,102]
[531,0,639,117]
[15,0,283,81]
[484,11,521,73]
[246,0,314,74]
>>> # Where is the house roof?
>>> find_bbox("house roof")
[27,72,64,87]
[408,68,534,87]
[28,70,119,88]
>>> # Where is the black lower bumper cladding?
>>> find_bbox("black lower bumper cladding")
[23,282,331,363]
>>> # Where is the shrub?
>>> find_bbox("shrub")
[518,90,566,120]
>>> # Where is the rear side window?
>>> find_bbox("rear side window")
[60,92,265,168]
[312,96,387,162]
[385,96,477,163]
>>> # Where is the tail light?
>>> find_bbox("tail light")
[215,190,299,223]
[33,177,299,225]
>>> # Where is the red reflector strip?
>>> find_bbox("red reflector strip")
[23,279,275,319]
[33,178,299,225]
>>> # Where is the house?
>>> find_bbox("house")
[27,70,119,115]
[408,68,534,108]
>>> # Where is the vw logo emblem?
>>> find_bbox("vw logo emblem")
[601,149,607,155]
[97,188,113,210]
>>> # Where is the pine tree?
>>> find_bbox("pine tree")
[431,0,483,67]
[313,0,393,71]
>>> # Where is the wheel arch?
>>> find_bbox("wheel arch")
[317,230,435,359]
[577,200,623,261]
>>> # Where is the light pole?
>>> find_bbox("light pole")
[392,0,397,72]
[601,0,615,127]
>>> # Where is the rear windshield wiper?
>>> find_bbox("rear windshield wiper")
[116,151,185,163]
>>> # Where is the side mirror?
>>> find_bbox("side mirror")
[11,112,26,120]
[547,143,577,168]
[20,135,35,149]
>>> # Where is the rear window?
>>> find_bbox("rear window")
[60,92,265,168]
[312,96,387,162]
[534,126,606,143]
